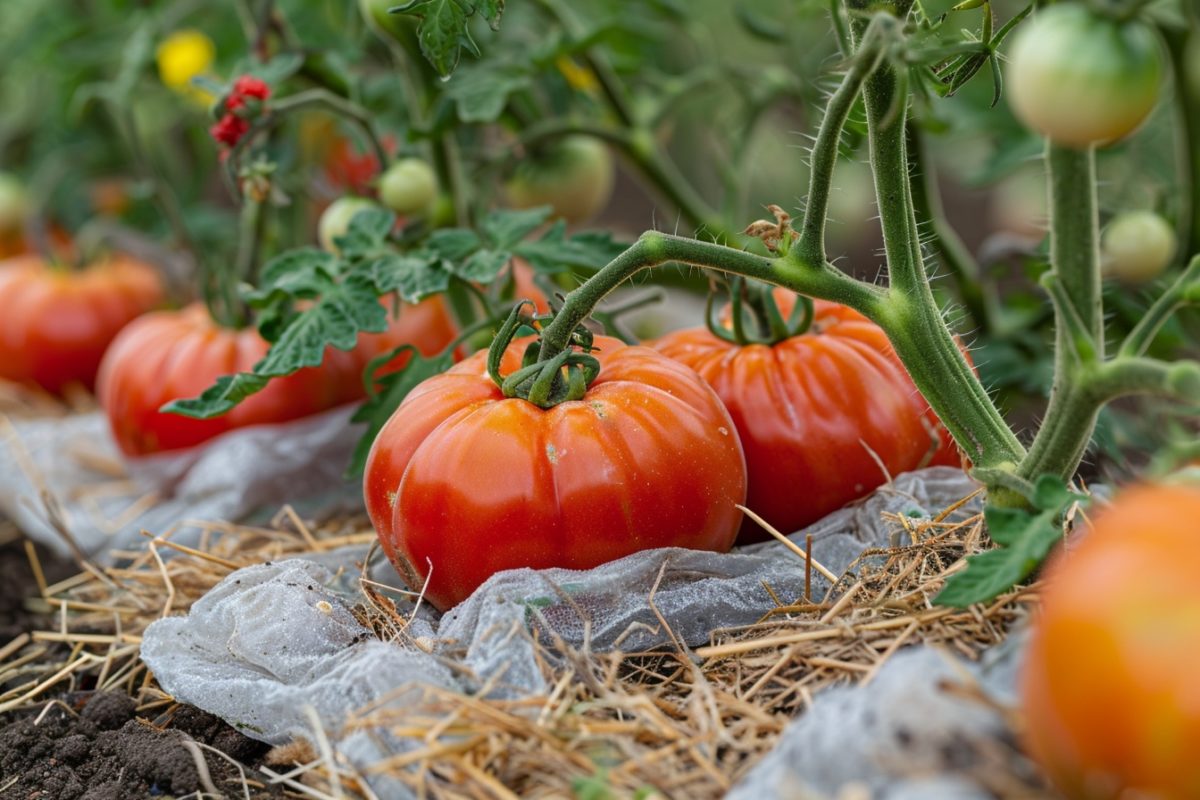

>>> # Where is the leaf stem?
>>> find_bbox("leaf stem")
[1119,255,1200,357]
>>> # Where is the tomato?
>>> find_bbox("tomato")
[651,298,961,540]
[505,135,615,225]
[378,158,438,218]
[0,255,164,395]
[1101,210,1176,284]
[363,336,747,610]
[1006,4,1163,148]
[0,172,27,235]
[1020,482,1200,800]
[318,197,382,253]
[97,297,456,456]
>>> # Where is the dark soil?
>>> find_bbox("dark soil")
[0,692,282,799]
[0,538,77,643]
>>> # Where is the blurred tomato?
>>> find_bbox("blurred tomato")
[0,254,164,394]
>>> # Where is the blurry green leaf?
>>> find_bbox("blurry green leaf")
[481,207,551,249]
[256,276,389,374]
[428,228,482,261]
[391,0,484,77]
[162,373,270,419]
[514,222,628,273]
[360,252,452,302]
[336,208,398,258]
[444,62,531,122]
[735,4,787,42]
[454,248,511,282]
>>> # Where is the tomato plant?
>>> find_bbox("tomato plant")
[653,294,960,540]
[505,136,615,225]
[363,320,747,610]
[98,297,455,456]
[1101,210,1178,284]
[318,197,384,252]
[1020,482,1200,799]
[0,254,164,395]
[1006,4,1164,148]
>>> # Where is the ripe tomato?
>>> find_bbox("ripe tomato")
[1006,4,1163,148]
[97,297,456,456]
[651,298,961,540]
[1101,210,1177,284]
[363,336,747,610]
[1020,482,1200,800]
[378,158,438,218]
[505,135,615,225]
[0,255,164,395]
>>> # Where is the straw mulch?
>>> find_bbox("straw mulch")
[0,410,1052,798]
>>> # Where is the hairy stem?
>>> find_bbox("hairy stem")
[1165,26,1200,259]
[1120,255,1200,357]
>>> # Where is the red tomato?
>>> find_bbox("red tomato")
[1020,482,1200,800]
[363,336,747,610]
[651,298,961,540]
[97,297,456,456]
[0,255,164,395]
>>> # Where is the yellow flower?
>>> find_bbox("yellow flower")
[156,29,216,104]
[555,56,599,93]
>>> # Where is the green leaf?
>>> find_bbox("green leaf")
[162,373,270,419]
[476,0,504,29]
[514,222,628,274]
[256,276,389,375]
[359,251,452,302]
[427,228,483,261]
[735,4,787,42]
[444,61,531,123]
[481,207,551,250]
[391,0,482,77]
[248,248,339,304]
[454,249,511,282]
[347,346,455,476]
[335,208,397,259]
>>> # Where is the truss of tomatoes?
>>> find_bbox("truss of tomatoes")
[98,298,456,456]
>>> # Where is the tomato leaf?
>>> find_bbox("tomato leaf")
[444,61,531,122]
[390,0,483,77]
[334,207,397,258]
[359,251,452,302]
[163,373,270,418]
[427,228,482,261]
[256,276,389,375]
[247,248,339,305]
[481,207,551,250]
[453,249,511,282]
[935,476,1086,607]
[514,222,629,273]
[347,345,456,476]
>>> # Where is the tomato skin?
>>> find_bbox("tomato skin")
[363,336,747,610]
[1020,483,1200,800]
[1006,4,1163,148]
[1101,210,1177,284]
[378,158,438,218]
[97,297,456,456]
[0,255,164,395]
[318,197,382,253]
[651,300,961,540]
[505,135,615,225]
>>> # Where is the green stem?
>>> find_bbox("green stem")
[796,42,879,263]
[855,22,1025,469]
[235,193,267,298]
[1120,255,1200,357]
[906,119,994,334]
[1084,356,1200,404]
[1165,26,1200,259]
[1015,144,1103,485]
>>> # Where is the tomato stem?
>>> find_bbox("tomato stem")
[1120,255,1200,358]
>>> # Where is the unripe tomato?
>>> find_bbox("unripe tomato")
[652,297,962,541]
[0,172,28,235]
[505,135,615,225]
[1006,4,1163,148]
[98,298,456,456]
[378,158,438,218]
[363,336,747,610]
[0,255,164,395]
[318,197,382,253]
[1020,482,1200,799]
[1100,210,1176,284]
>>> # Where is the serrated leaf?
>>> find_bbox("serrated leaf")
[359,252,452,302]
[347,346,456,475]
[427,228,482,261]
[514,223,629,273]
[335,208,397,258]
[250,248,339,303]
[454,249,511,282]
[481,207,551,250]
[162,373,270,419]
[391,0,481,77]
[980,505,1029,546]
[256,276,390,375]
[476,0,503,28]
[1032,474,1081,512]
[444,61,530,122]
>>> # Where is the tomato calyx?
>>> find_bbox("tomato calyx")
[706,277,815,346]
[486,300,601,407]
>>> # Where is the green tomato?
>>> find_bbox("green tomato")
[358,0,415,43]
[318,197,380,253]
[1006,4,1163,149]
[505,135,615,225]
[379,158,438,218]
[1101,210,1177,284]
[0,172,29,234]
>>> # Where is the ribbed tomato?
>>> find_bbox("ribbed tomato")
[97,298,456,456]
[0,255,164,394]
[363,336,747,610]
[1020,482,1200,799]
[651,299,961,540]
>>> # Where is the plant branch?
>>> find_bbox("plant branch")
[1120,254,1200,357]
[1084,356,1200,405]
